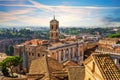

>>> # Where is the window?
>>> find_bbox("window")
[51,25,53,30]
[32,53,34,56]
[29,52,31,55]
[38,53,40,57]
[52,53,54,55]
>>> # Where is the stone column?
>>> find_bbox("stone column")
[70,48,73,60]
[56,51,58,60]
[78,46,80,61]
[72,47,75,60]
[58,50,61,62]
[75,47,78,62]
[63,49,66,61]
[68,48,71,60]
[114,58,118,65]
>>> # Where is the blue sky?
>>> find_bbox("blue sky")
[0,0,120,27]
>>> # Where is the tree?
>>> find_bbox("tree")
[8,45,14,56]
[5,45,14,56]
[0,56,23,77]
[0,64,10,77]
[108,33,120,38]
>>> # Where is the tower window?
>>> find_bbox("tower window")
[51,25,53,30]
[52,53,54,55]
[29,52,31,55]
[32,53,34,56]
[88,78,91,80]
[38,53,40,57]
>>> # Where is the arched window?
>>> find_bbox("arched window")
[88,78,91,80]
[66,49,69,59]
[32,53,34,56]
[38,53,40,57]
[61,50,63,61]
[52,53,54,55]
[51,25,53,30]
[29,52,31,55]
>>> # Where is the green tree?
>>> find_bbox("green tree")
[8,45,14,56]
[0,56,23,77]
[0,65,10,77]
[108,33,120,38]
[5,45,14,56]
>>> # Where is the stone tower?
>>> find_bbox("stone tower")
[50,16,59,42]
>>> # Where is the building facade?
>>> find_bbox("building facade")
[96,38,120,67]
[84,53,120,80]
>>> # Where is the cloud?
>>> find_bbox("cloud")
[0,0,15,1]
[103,17,120,22]
[29,0,55,12]
[0,8,34,22]
[0,4,34,7]
[0,0,120,27]
[11,8,35,15]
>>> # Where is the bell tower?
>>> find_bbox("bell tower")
[50,16,59,42]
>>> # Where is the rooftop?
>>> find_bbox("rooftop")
[85,53,120,80]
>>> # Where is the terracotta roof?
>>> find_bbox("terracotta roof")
[28,56,63,80]
[85,53,120,80]
[67,66,85,80]
[63,61,79,68]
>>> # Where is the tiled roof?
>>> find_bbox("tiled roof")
[28,56,63,80]
[92,53,120,80]
[63,61,79,68]
[67,66,85,80]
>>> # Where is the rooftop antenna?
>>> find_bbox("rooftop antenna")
[53,11,56,20]
[53,15,55,20]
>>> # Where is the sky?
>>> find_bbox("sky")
[0,0,120,27]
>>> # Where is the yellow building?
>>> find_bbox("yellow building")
[84,53,120,80]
